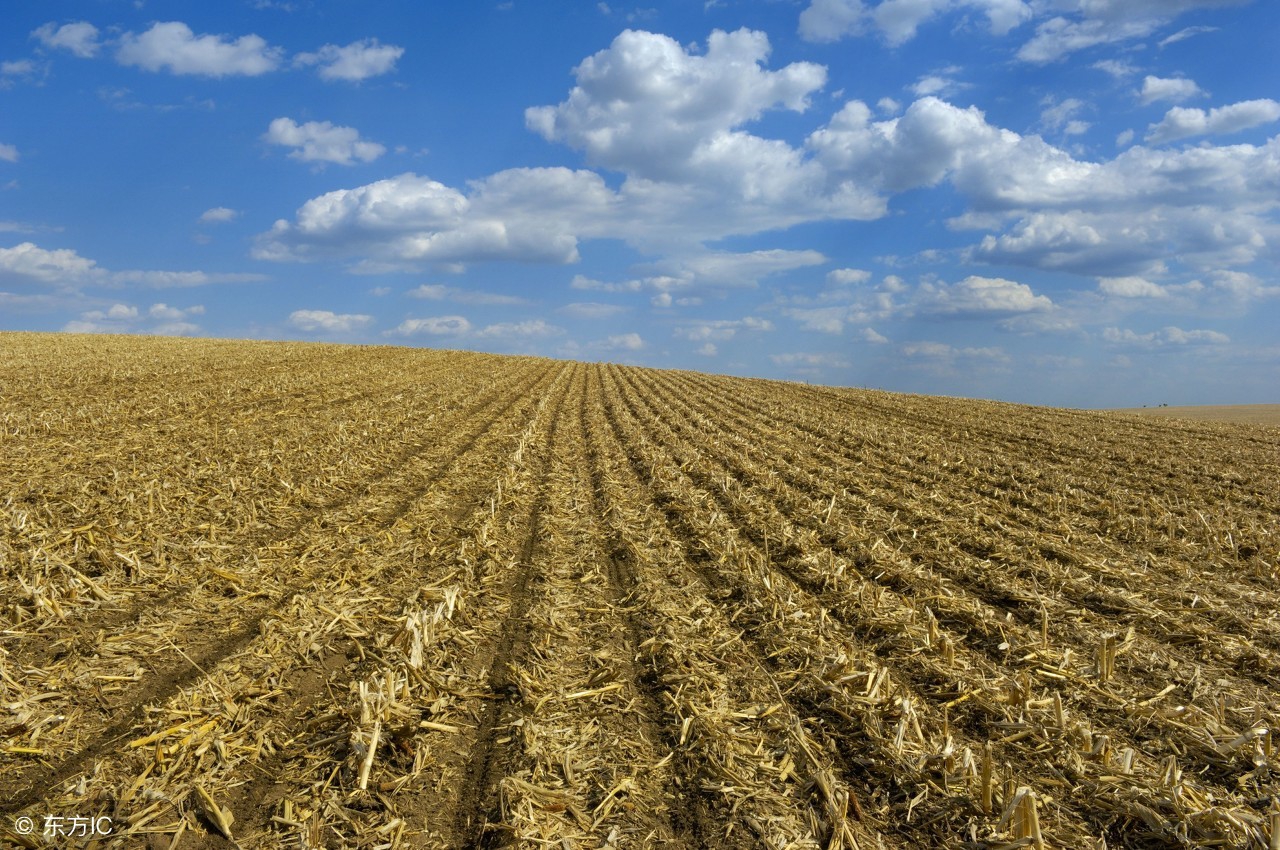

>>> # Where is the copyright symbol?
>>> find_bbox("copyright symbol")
[13,816,35,835]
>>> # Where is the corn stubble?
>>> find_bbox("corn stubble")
[1,332,1278,849]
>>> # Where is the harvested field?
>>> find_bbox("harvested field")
[2,332,1279,849]
[1108,405,1280,428]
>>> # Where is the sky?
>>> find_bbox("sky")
[2,0,1278,408]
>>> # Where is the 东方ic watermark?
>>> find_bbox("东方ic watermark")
[12,814,113,839]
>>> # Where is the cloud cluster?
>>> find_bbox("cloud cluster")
[1102,325,1230,347]
[1146,99,1280,144]
[63,302,205,335]
[265,118,385,166]
[1,241,267,288]
[33,21,102,58]
[288,309,374,333]
[799,0,1031,46]
[796,0,1242,64]
[117,22,282,77]
[33,20,402,82]
[294,39,404,82]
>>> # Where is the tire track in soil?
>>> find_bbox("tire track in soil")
[598,371,892,822]
[453,365,574,850]
[579,365,705,847]
[597,366,891,850]
[2,361,544,674]
[0,364,559,815]
[216,380,566,847]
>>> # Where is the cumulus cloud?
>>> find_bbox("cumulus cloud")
[828,267,872,285]
[1102,325,1230,347]
[1098,276,1167,298]
[265,118,385,166]
[474,319,564,338]
[559,302,628,319]
[257,169,606,265]
[408,283,527,305]
[63,302,204,336]
[771,351,850,368]
[0,144,19,163]
[799,0,1031,45]
[294,38,404,81]
[901,341,1010,363]
[199,207,239,224]
[1139,75,1203,105]
[527,28,825,181]
[1146,99,1280,144]
[117,22,283,77]
[32,21,101,58]
[149,303,205,321]
[916,275,1053,315]
[675,317,774,343]
[599,332,645,351]
[0,242,99,282]
[390,315,472,336]
[288,309,374,333]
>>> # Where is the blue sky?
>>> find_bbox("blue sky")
[2,0,1277,407]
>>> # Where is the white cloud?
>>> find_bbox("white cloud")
[257,168,606,265]
[860,327,890,343]
[559,302,628,319]
[117,22,283,77]
[85,304,139,321]
[696,342,718,356]
[901,341,1010,363]
[798,0,867,43]
[1159,25,1218,47]
[32,22,101,58]
[917,275,1053,315]
[677,249,827,285]
[828,267,872,285]
[1017,1,1247,64]
[527,28,825,181]
[474,319,564,338]
[521,28,885,239]
[390,315,472,336]
[199,207,239,224]
[110,270,267,287]
[1098,275,1167,298]
[407,283,527,305]
[600,332,645,350]
[149,303,204,321]
[265,118,385,166]
[799,0,1031,45]
[0,242,98,282]
[675,317,774,343]
[63,302,205,336]
[1102,325,1230,347]
[2,60,40,89]
[1040,97,1089,134]
[288,309,374,333]
[771,351,850,368]
[784,305,853,333]
[1139,75,1203,105]
[294,39,404,82]
[0,144,18,163]
[1092,59,1138,79]
[1146,99,1280,144]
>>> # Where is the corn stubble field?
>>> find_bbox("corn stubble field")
[1,334,1278,850]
